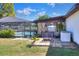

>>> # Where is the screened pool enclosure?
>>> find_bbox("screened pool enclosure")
[0,17,37,38]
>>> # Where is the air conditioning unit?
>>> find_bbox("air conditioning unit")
[60,31,71,42]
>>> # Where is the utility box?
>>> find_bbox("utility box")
[60,31,71,42]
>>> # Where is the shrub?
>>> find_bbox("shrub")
[32,36,39,41]
[32,34,39,41]
[0,29,15,38]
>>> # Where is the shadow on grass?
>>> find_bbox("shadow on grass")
[46,46,79,56]
[26,44,32,48]
[46,37,79,56]
[46,46,60,56]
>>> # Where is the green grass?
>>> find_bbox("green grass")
[0,39,48,56]
[0,39,79,56]
[46,46,79,56]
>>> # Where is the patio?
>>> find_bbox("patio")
[33,37,77,49]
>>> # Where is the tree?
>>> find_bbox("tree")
[0,13,3,18]
[38,14,49,20]
[2,3,15,16]
[0,3,15,18]
[0,3,3,18]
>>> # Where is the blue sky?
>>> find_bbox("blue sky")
[14,3,75,21]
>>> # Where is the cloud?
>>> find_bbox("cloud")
[37,11,46,17]
[16,7,36,15]
[52,12,62,17]
[48,3,55,8]
[17,10,23,14]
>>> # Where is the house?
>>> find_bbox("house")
[66,3,79,45]
[0,16,37,38]
[34,16,66,37]
[34,3,79,45]
[0,3,79,44]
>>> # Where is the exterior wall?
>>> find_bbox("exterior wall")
[66,10,79,44]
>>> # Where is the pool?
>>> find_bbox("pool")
[15,31,36,37]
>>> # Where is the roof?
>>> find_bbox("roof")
[66,3,79,18]
[0,16,31,23]
[34,4,79,22]
[34,16,66,23]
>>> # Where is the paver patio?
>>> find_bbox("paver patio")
[33,37,78,49]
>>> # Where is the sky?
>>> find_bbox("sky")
[14,3,75,21]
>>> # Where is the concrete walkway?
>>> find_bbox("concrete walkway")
[61,42,78,48]
[50,38,77,48]
[50,38,62,47]
[33,37,77,48]
[33,38,50,46]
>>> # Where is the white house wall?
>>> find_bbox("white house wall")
[66,10,79,44]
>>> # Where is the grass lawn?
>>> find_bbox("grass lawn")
[0,39,48,56]
[46,46,79,56]
[0,39,79,56]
